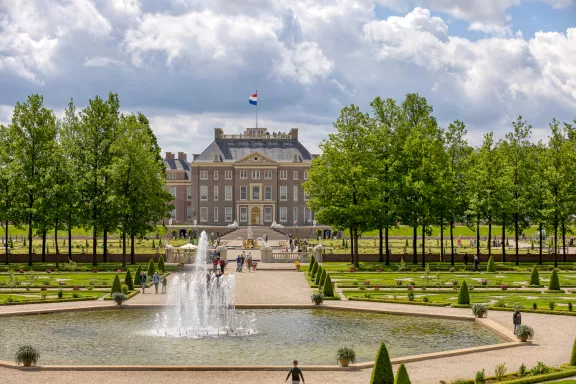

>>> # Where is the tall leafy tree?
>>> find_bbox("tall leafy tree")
[529,142,550,265]
[0,124,17,263]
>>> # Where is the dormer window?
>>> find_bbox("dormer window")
[213,153,220,162]
[292,153,299,162]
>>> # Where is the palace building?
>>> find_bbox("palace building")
[164,127,317,226]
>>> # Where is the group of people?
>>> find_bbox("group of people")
[139,271,167,294]
[236,251,256,272]
[285,235,305,253]
[212,251,227,274]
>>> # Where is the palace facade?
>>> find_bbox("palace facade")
[164,127,317,226]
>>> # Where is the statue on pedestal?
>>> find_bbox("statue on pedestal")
[247,226,253,240]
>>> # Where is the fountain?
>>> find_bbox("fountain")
[155,231,256,338]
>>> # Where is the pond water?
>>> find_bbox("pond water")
[0,308,504,365]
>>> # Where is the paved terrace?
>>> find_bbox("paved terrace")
[0,267,574,383]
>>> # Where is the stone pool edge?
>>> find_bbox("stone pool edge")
[0,302,527,372]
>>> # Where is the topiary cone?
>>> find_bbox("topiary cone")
[548,269,561,291]
[158,255,166,273]
[570,337,576,366]
[319,269,327,288]
[110,274,122,294]
[308,257,316,276]
[529,265,540,286]
[147,259,156,277]
[124,269,134,290]
[487,256,496,272]
[370,343,394,384]
[394,363,411,384]
[314,266,323,285]
[323,274,334,297]
[458,280,470,305]
[134,264,142,286]
[311,262,319,279]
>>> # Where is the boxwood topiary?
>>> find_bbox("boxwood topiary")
[314,266,323,285]
[147,259,156,278]
[458,281,470,305]
[486,256,495,272]
[309,258,316,276]
[134,264,142,286]
[370,342,394,384]
[529,265,540,286]
[570,336,576,366]
[394,363,411,384]
[323,274,334,297]
[157,255,165,273]
[110,274,122,294]
[124,269,134,291]
[311,262,319,279]
[319,269,327,288]
[548,269,560,291]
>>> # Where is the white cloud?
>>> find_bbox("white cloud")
[84,56,126,68]
[274,42,334,84]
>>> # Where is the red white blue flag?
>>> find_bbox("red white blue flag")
[249,92,257,105]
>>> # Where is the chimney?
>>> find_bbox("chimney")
[165,151,175,160]
[178,152,187,161]
[290,128,298,140]
[214,128,224,139]
[193,154,200,161]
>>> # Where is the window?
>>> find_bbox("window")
[213,186,218,201]
[214,171,218,180]
[187,186,192,200]
[293,207,298,223]
[225,185,232,201]
[167,172,176,179]
[200,186,208,201]
[264,170,272,179]
[187,207,192,220]
[279,207,287,222]
[225,207,232,222]
[293,170,298,180]
[292,153,299,162]
[200,171,208,180]
[240,207,247,222]
[169,187,176,198]
[304,190,309,201]
[280,170,287,180]
[252,170,260,179]
[213,207,218,222]
[304,207,311,223]
[304,170,308,180]
[170,208,176,220]
[280,186,287,201]
[200,207,208,222]
[225,170,232,180]
[264,207,272,222]
[240,186,247,200]
[213,153,220,162]
[264,186,272,200]
[240,170,247,179]
[251,185,260,200]
[293,186,298,201]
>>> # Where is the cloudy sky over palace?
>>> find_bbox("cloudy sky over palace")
[0,0,575,154]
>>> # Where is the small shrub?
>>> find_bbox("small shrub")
[15,345,40,366]
[336,347,356,364]
[72,292,80,298]
[40,291,47,300]
[122,285,129,295]
[394,363,411,384]
[449,267,456,272]
[518,363,527,377]
[124,269,134,291]
[472,304,487,318]
[57,289,63,299]
[87,286,93,291]
[359,285,366,291]
[514,325,534,341]
[157,255,166,273]
[487,256,495,272]
[474,369,485,384]
[112,292,127,305]
[532,302,537,310]
[530,361,549,375]
[311,292,324,305]
[570,336,576,366]
[310,262,319,279]
[492,300,506,308]
[458,281,470,305]
[407,292,414,301]
[569,302,573,312]
[314,266,323,285]
[548,269,560,291]
[110,274,122,294]
[370,343,394,384]
[529,265,540,285]
[323,274,334,297]
[134,265,142,286]
[549,302,556,310]
[422,296,430,303]
[147,259,156,277]
[319,269,327,288]
[494,363,506,381]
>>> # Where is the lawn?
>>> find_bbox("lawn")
[342,225,573,238]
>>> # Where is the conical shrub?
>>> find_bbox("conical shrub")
[311,262,319,279]
[570,337,576,366]
[319,269,327,288]
[458,281,470,305]
[134,264,142,286]
[147,259,156,277]
[158,255,165,273]
[529,265,540,286]
[548,269,560,291]
[110,274,122,294]
[370,343,394,384]
[308,257,316,276]
[314,266,323,285]
[394,364,411,384]
[124,269,134,290]
[323,274,334,297]
[487,256,496,272]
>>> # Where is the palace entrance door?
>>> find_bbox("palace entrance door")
[251,207,260,225]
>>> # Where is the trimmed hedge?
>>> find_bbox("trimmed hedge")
[570,337,576,366]
[311,262,319,279]
[323,274,334,297]
[104,290,139,300]
[309,256,316,276]
[486,306,576,316]
[124,269,134,290]
[147,259,156,278]
[394,363,411,384]
[498,369,576,384]
[110,274,122,294]
[314,266,323,285]
[487,256,496,272]
[319,269,327,288]
[549,269,561,291]
[349,297,448,307]
[370,343,394,384]
[157,256,165,273]
[529,265,540,286]
[134,264,142,285]
[458,281,470,305]
[2,297,99,305]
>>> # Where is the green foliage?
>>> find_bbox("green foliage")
[394,364,411,384]
[529,266,540,285]
[308,258,316,276]
[311,292,324,305]
[57,289,63,299]
[549,301,556,310]
[472,304,487,317]
[407,291,414,301]
[570,337,576,366]
[15,345,40,366]
[314,266,323,285]
[152,239,155,249]
[370,343,394,384]
[323,274,334,297]
[494,363,506,381]
[134,264,142,285]
[319,268,327,288]
[548,269,560,290]
[514,325,534,340]
[124,269,134,290]
[474,369,485,384]
[311,262,319,279]
[458,281,470,305]
[157,255,165,273]
[487,256,496,272]
[112,292,127,305]
[316,228,322,239]
[147,259,156,277]
[518,363,527,377]
[530,361,549,375]
[110,274,122,294]
[336,347,356,363]
[121,284,129,295]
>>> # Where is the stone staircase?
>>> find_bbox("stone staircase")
[220,227,286,241]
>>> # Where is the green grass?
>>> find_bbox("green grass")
[343,225,548,237]
[0,262,176,273]
[0,225,168,238]
[554,381,576,383]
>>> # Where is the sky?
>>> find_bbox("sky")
[0,0,575,156]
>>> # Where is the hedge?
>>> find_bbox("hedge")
[458,281,470,305]
[110,274,122,294]
[349,297,448,307]
[134,264,142,285]
[124,269,134,291]
[571,337,576,366]
[370,343,394,384]
[323,274,334,297]
[486,306,576,316]
[157,255,166,273]
[487,256,496,272]
[498,368,576,384]
[549,269,561,291]
[314,267,323,285]
[394,363,411,384]
[1,297,99,305]
[529,265,540,286]
[147,259,156,278]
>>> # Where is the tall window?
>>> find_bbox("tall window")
[304,207,311,223]
[240,186,247,200]
[304,190,309,201]
[293,186,298,201]
[293,207,298,223]
[264,186,272,200]
[169,187,176,198]
[200,207,208,222]
[252,170,260,179]
[187,186,192,200]
[279,207,287,222]
[293,170,298,180]
[280,186,287,201]
[251,185,260,200]
[264,170,272,179]
[225,207,232,222]
[304,170,309,180]
[225,185,232,201]
[225,170,233,180]
[168,172,176,179]
[264,207,272,222]
[213,207,218,222]
[214,171,218,180]
[187,207,192,220]
[200,186,208,201]
[240,207,247,222]
[279,170,287,180]
[171,208,176,220]
[240,170,247,179]
[200,171,208,180]
[213,186,219,201]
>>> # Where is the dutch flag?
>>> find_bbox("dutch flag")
[249,92,258,105]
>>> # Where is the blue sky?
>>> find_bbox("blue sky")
[0,0,575,155]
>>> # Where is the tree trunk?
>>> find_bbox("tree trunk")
[42,230,46,263]
[349,230,354,265]
[440,219,444,263]
[412,225,417,264]
[487,218,491,258]
[450,223,454,267]
[501,223,506,263]
[353,228,359,269]
[68,221,72,261]
[421,225,426,268]
[122,229,127,268]
[476,216,480,258]
[92,228,97,266]
[515,216,519,266]
[554,224,558,268]
[28,216,33,266]
[538,222,543,265]
[55,223,59,269]
[562,222,566,264]
[378,228,383,263]
[103,228,108,263]
[4,221,8,265]
[385,227,390,266]
[130,234,135,265]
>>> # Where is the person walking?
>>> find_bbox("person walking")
[240,251,246,272]
[285,360,305,384]
[161,275,167,294]
[236,253,242,272]
[246,252,253,272]
[219,257,226,274]
[473,254,480,272]
[463,252,468,266]
[212,255,219,274]
[152,272,160,294]
[140,271,147,294]
[513,308,522,331]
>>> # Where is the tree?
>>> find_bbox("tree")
[323,274,334,297]
[529,265,540,286]
[548,269,560,291]
[134,264,142,286]
[8,95,58,266]
[157,255,165,273]
[110,274,122,294]
[0,123,17,264]
[458,281,470,305]
[124,269,134,290]
[394,364,411,384]
[529,143,550,265]
[370,343,394,384]
[147,259,156,277]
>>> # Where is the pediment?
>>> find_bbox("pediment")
[234,152,278,165]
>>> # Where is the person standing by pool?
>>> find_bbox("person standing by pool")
[219,257,226,274]
[240,251,246,272]
[140,271,147,294]
[513,308,522,331]
[246,252,253,272]
[161,275,167,294]
[236,253,242,272]
[152,272,160,294]
[285,360,305,384]
[212,255,219,274]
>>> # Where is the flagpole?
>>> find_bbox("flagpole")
[256,89,258,128]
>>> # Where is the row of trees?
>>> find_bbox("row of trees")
[304,93,576,268]
[0,94,173,266]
